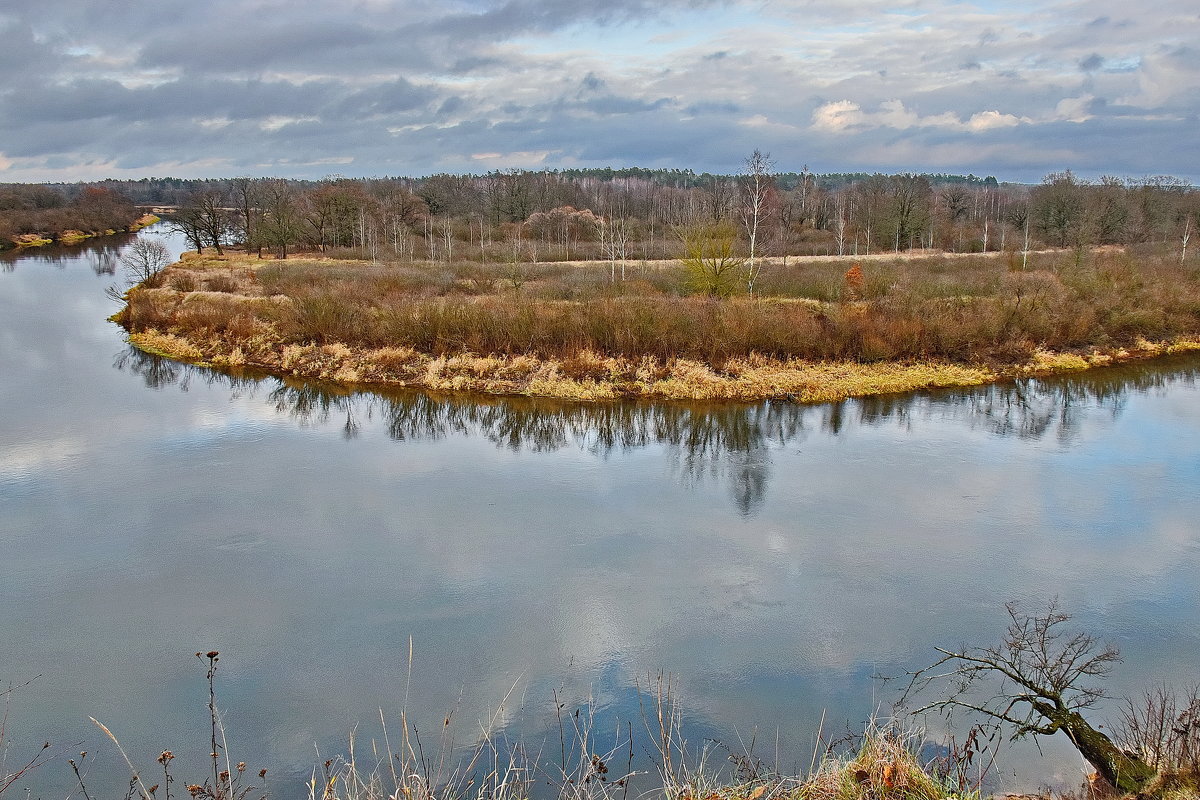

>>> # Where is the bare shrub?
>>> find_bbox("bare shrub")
[1117,685,1200,778]
[121,237,172,286]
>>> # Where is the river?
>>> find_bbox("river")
[2,228,1198,798]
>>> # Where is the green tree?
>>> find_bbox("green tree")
[677,222,744,297]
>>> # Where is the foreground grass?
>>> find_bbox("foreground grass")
[18,657,1198,800]
[114,247,1200,402]
[309,723,980,800]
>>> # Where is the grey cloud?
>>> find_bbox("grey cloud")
[408,0,691,42]
[0,18,56,75]
[574,94,674,116]
[684,101,741,115]
[448,56,505,74]
[0,0,1198,182]
[136,19,386,73]
[435,96,465,118]
[337,78,437,116]
[580,72,606,92]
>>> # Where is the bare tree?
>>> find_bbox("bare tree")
[174,189,231,255]
[439,217,455,263]
[105,236,172,302]
[1183,215,1193,263]
[600,214,631,282]
[702,175,735,223]
[739,149,775,296]
[120,237,171,285]
[259,180,303,259]
[832,194,850,256]
[230,177,265,257]
[901,600,1155,793]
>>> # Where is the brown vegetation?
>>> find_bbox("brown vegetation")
[113,244,1200,402]
[0,184,151,249]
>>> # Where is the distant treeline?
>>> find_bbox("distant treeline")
[4,167,1196,260]
[26,168,1003,206]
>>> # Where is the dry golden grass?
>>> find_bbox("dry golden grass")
[116,248,1200,402]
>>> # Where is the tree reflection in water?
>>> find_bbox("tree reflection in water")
[114,345,1200,515]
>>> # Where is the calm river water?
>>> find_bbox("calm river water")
[2,229,1198,798]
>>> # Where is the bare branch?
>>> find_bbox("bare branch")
[898,600,1155,793]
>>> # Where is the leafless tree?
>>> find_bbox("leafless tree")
[900,600,1155,793]
[739,149,775,296]
[173,189,231,255]
[104,236,171,302]
[230,177,265,257]
[832,194,850,256]
[600,214,631,282]
[120,237,171,285]
[439,218,455,262]
[259,180,303,259]
[1183,215,1193,263]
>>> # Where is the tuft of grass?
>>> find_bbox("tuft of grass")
[798,723,972,800]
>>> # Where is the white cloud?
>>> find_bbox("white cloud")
[259,115,321,132]
[1054,95,1096,123]
[811,99,863,132]
[812,98,1029,134]
[966,110,1026,131]
[0,0,1196,181]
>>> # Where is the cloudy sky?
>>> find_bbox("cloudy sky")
[1,0,1197,183]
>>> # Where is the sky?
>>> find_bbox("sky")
[0,0,1197,183]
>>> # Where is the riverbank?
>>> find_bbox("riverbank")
[5,213,159,250]
[114,247,1200,403]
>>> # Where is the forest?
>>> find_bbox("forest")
[6,167,1194,263]
[0,184,144,249]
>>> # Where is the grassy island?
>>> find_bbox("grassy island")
[114,245,1200,403]
[0,182,157,250]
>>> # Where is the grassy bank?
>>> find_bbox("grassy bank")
[6,213,158,249]
[114,247,1200,402]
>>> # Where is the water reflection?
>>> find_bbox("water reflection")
[113,345,1200,517]
[0,233,136,271]
[3,219,1198,800]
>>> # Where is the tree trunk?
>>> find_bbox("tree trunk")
[1035,702,1155,793]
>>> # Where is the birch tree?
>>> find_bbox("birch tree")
[1183,215,1193,263]
[739,149,775,296]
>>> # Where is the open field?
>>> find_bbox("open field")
[115,246,1200,402]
